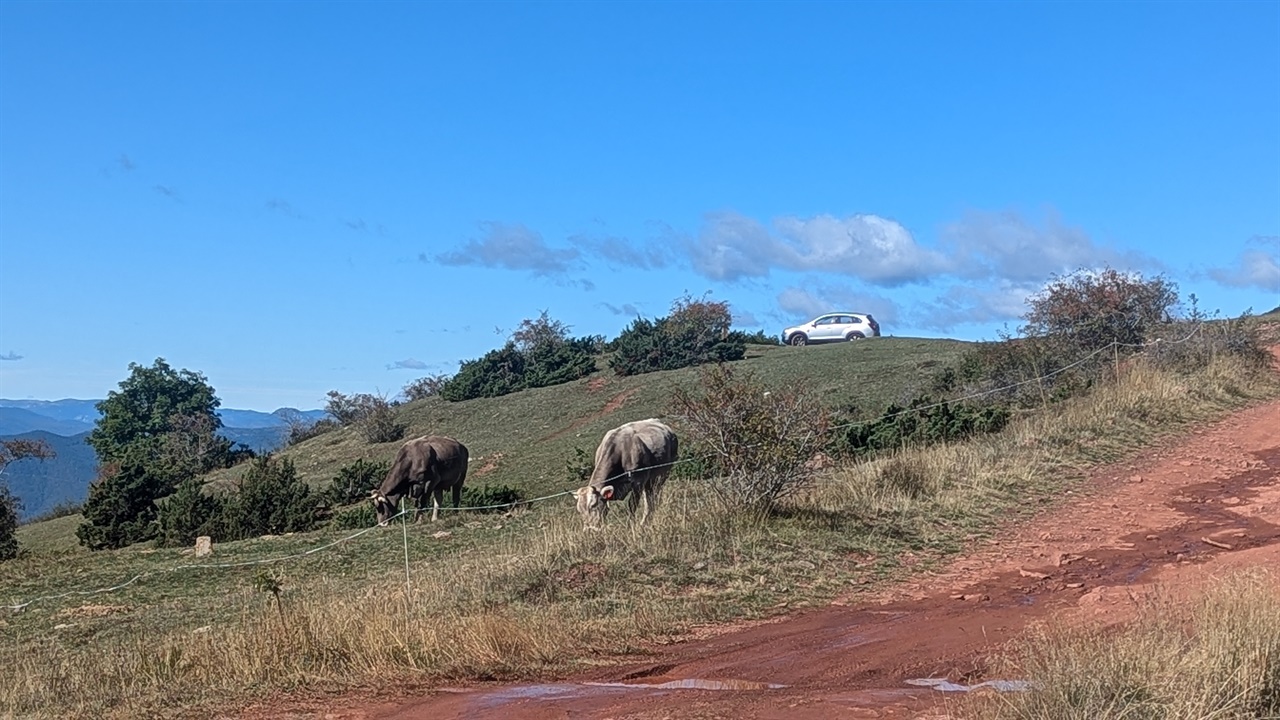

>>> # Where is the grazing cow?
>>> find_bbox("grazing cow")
[371,435,468,525]
[573,419,678,528]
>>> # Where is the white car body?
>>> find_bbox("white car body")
[782,313,881,346]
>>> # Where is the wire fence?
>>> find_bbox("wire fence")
[3,324,1208,612]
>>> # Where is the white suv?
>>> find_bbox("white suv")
[782,313,881,346]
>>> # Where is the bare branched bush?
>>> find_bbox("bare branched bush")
[402,373,452,402]
[1023,267,1178,351]
[1148,298,1271,372]
[324,390,406,444]
[670,364,831,515]
[286,417,338,446]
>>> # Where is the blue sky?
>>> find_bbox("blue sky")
[1,1,1277,411]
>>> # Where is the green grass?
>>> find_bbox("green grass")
[203,337,973,497]
[3,339,1277,719]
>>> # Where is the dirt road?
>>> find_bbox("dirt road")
[249,396,1280,720]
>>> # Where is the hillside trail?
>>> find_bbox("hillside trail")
[240,370,1280,720]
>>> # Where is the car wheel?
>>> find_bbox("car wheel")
[789,333,808,347]
[845,332,865,341]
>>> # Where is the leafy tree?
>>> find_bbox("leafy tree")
[79,359,239,550]
[88,358,227,467]
[0,439,54,560]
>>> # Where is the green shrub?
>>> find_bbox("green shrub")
[0,484,19,561]
[837,395,1010,456]
[76,457,169,550]
[459,484,523,512]
[729,328,782,346]
[156,478,223,547]
[608,295,747,377]
[218,456,320,540]
[329,502,377,530]
[440,312,600,401]
[322,458,389,507]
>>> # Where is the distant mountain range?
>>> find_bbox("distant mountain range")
[0,399,328,521]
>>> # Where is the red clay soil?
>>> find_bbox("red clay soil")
[237,392,1280,720]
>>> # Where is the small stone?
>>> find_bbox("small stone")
[1065,582,1084,589]
[692,561,707,571]
[431,531,452,539]
[194,536,213,558]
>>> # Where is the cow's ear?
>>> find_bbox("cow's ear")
[600,486,614,501]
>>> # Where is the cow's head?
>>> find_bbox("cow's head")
[370,489,396,526]
[573,485,613,529]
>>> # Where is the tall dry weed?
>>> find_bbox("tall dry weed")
[969,570,1280,720]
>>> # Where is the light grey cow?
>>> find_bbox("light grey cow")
[371,435,468,525]
[573,419,678,528]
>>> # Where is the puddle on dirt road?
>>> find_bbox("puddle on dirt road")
[588,677,788,690]
[907,677,1034,693]
[467,676,786,711]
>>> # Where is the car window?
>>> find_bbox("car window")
[815,317,835,325]
[839,316,856,324]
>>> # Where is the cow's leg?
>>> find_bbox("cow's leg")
[625,489,640,520]
[431,488,443,522]
[637,486,652,525]
[452,483,462,508]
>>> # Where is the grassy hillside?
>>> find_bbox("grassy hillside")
[3,334,1277,718]
[204,337,972,498]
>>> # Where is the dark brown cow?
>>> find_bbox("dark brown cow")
[371,435,468,525]
[573,418,678,528]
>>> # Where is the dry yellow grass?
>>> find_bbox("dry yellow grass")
[966,570,1280,720]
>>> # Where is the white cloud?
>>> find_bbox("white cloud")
[773,214,953,285]
[388,358,429,370]
[1208,249,1280,292]
[913,282,1038,332]
[600,302,644,317]
[570,234,668,269]
[688,211,949,286]
[941,210,1143,282]
[436,222,578,275]
[776,285,899,324]
[0,351,23,361]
